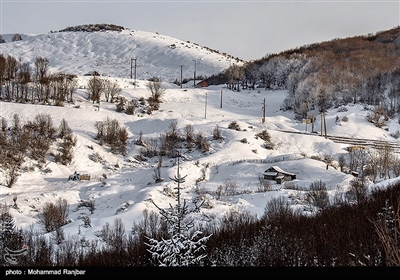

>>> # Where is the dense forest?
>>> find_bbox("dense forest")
[216,26,400,121]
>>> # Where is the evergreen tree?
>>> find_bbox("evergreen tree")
[0,205,17,265]
[146,152,212,266]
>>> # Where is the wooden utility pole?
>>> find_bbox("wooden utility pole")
[130,58,137,81]
[205,92,207,119]
[321,112,323,137]
[262,98,266,123]
[193,59,196,87]
[134,58,137,82]
[220,90,223,108]
[320,112,327,138]
[180,65,183,89]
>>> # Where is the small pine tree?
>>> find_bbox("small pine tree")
[0,204,20,265]
[146,152,212,266]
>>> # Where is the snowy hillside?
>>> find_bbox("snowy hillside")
[1,24,400,253]
[0,26,244,82]
[2,75,400,242]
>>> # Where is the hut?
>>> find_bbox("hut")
[263,166,296,184]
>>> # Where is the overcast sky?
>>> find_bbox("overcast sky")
[1,0,399,61]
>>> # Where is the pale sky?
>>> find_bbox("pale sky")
[1,0,399,61]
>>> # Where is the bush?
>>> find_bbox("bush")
[213,124,223,140]
[390,130,400,139]
[125,99,138,115]
[228,121,241,131]
[38,198,69,233]
[262,141,275,150]
[256,129,271,142]
[195,133,210,152]
[306,180,330,210]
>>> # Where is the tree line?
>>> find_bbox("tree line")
[1,176,399,267]
[0,54,126,107]
[219,26,400,121]
[0,113,76,188]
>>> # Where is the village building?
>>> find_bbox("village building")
[194,80,208,88]
[83,70,101,76]
[68,171,91,181]
[263,166,296,184]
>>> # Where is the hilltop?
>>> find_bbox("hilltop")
[0,23,244,82]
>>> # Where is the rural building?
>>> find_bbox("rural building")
[263,166,296,184]
[83,71,100,76]
[195,80,208,88]
[68,171,91,181]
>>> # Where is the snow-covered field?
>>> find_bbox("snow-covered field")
[1,28,400,243]
[2,79,400,241]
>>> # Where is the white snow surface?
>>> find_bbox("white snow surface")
[1,28,399,242]
[0,28,243,81]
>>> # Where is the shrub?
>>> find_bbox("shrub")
[213,124,223,140]
[262,141,275,150]
[306,180,330,210]
[125,99,138,115]
[390,130,400,139]
[195,133,210,152]
[346,178,368,204]
[256,129,271,142]
[228,121,240,131]
[38,198,69,233]
[337,106,348,112]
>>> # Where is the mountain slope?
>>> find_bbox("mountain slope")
[0,25,244,82]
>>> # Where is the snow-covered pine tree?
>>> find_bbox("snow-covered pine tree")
[146,152,212,266]
[0,204,16,265]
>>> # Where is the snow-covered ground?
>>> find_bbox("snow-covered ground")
[1,28,400,243]
[2,80,400,241]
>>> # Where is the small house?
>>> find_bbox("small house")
[68,171,91,181]
[195,80,208,88]
[83,71,100,77]
[351,171,359,177]
[78,172,91,181]
[263,166,296,184]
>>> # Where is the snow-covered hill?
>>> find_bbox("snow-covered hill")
[1,24,400,248]
[0,26,244,82]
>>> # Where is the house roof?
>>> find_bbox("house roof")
[264,165,295,176]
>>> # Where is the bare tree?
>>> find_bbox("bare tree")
[306,180,330,210]
[184,124,195,147]
[104,79,122,102]
[58,118,72,139]
[213,124,223,140]
[5,164,19,188]
[146,79,165,103]
[34,56,50,102]
[338,154,346,173]
[224,63,243,91]
[125,99,138,115]
[0,54,6,99]
[87,76,105,106]
[38,198,69,233]
[4,55,19,100]
[371,199,400,266]
[153,155,164,183]
[346,178,368,204]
